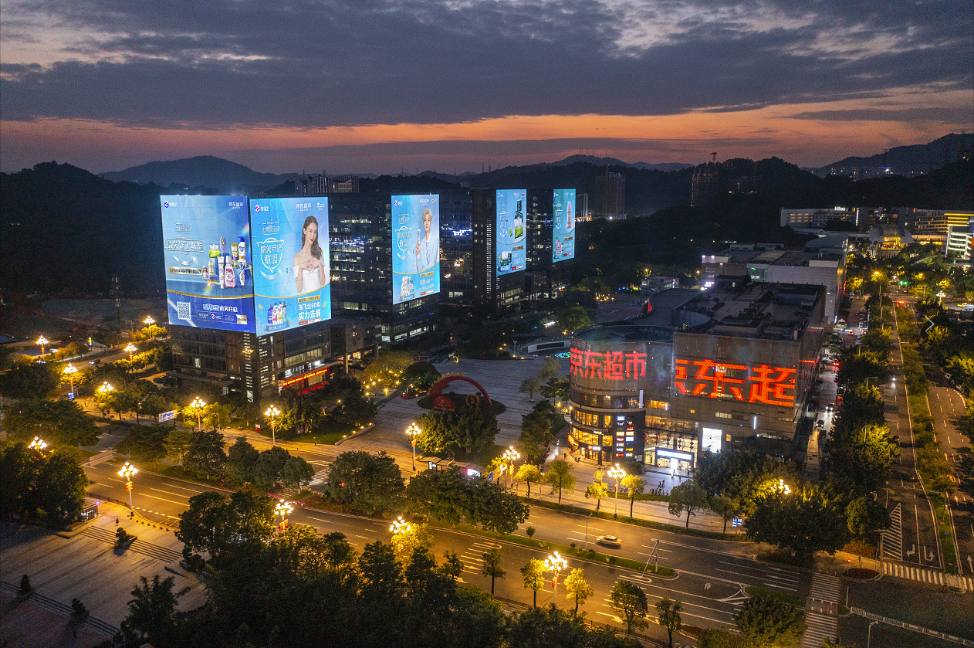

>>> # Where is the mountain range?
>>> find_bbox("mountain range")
[813,133,973,177]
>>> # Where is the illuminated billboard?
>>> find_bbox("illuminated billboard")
[553,189,576,263]
[392,194,440,304]
[160,195,255,332]
[496,189,526,276]
[249,197,330,335]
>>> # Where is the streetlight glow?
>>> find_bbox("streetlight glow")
[275,499,293,531]
[28,437,48,453]
[63,363,78,395]
[544,551,568,605]
[144,316,155,326]
[265,405,281,446]
[118,462,138,512]
[607,464,627,519]
[406,423,421,471]
[124,343,137,360]
[36,335,49,355]
[503,446,520,489]
[390,515,411,535]
[191,397,206,432]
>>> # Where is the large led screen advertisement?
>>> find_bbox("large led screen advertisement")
[392,194,440,304]
[553,188,576,263]
[496,189,526,276]
[160,195,255,332]
[249,197,331,335]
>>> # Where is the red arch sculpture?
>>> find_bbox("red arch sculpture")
[428,375,492,411]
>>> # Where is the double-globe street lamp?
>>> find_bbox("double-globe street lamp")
[125,343,137,362]
[118,462,138,514]
[36,335,48,356]
[607,464,627,519]
[545,552,568,606]
[405,423,421,471]
[97,382,118,420]
[265,405,281,446]
[502,446,520,489]
[275,499,293,531]
[28,437,48,455]
[63,363,78,397]
[191,397,206,432]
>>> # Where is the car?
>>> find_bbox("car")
[825,403,834,412]
[596,535,622,548]
[816,420,825,428]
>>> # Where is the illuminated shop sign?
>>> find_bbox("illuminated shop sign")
[674,358,796,406]
[656,449,694,461]
[570,348,647,380]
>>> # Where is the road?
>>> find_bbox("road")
[83,462,811,643]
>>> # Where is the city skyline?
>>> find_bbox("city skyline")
[1,0,971,174]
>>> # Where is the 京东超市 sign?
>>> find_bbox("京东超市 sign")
[674,358,796,406]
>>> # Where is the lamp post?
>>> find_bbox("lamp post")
[405,422,421,471]
[97,381,117,419]
[36,336,48,356]
[544,551,568,606]
[118,462,138,513]
[607,464,626,519]
[502,446,520,489]
[265,405,281,446]
[936,290,947,306]
[63,363,77,397]
[275,499,293,532]
[774,478,791,495]
[144,316,155,326]
[124,343,137,361]
[28,437,48,455]
[191,397,206,432]
[867,620,878,648]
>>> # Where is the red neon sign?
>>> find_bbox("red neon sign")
[570,347,646,381]
[675,358,795,406]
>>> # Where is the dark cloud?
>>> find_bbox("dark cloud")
[790,107,974,122]
[1,0,970,128]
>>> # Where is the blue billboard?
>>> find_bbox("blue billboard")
[249,197,330,335]
[496,189,526,276]
[553,189,576,263]
[392,194,440,304]
[160,195,255,332]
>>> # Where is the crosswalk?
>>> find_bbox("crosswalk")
[83,527,183,563]
[459,540,502,583]
[880,503,903,561]
[801,573,840,648]
[881,562,974,590]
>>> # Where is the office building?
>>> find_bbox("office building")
[897,209,973,247]
[946,219,974,261]
[568,278,826,469]
[690,164,717,208]
[595,172,626,219]
[779,207,856,229]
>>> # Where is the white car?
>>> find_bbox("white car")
[596,535,622,548]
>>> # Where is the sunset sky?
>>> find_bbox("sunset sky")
[1,0,971,175]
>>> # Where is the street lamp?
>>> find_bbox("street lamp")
[503,446,520,489]
[63,363,78,396]
[405,422,421,471]
[544,551,568,605]
[36,335,48,356]
[97,381,117,419]
[390,515,411,535]
[607,464,626,519]
[265,405,281,445]
[144,316,155,326]
[774,478,791,495]
[867,620,879,648]
[28,437,48,454]
[936,290,947,306]
[118,462,138,513]
[124,343,137,361]
[275,499,293,531]
[191,397,206,432]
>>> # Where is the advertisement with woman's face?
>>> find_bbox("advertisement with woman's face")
[553,189,576,263]
[249,197,331,335]
[392,194,439,305]
[160,195,255,332]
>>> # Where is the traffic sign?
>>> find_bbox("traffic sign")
[158,410,176,423]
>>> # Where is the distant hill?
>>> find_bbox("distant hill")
[100,155,297,192]
[550,155,692,172]
[816,133,973,178]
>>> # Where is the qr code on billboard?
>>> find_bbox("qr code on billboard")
[176,302,191,322]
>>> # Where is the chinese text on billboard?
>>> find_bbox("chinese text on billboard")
[496,189,526,276]
[160,196,255,332]
[249,197,330,335]
[392,194,440,304]
[552,189,576,263]
[570,348,647,380]
[674,358,796,406]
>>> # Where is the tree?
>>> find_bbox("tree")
[0,443,89,526]
[709,495,739,535]
[744,484,850,560]
[183,429,226,476]
[440,550,464,582]
[845,496,891,537]
[2,398,99,447]
[668,480,708,528]
[826,423,899,496]
[481,547,505,596]
[401,361,442,391]
[544,459,576,504]
[556,305,594,333]
[695,449,799,516]
[362,350,414,390]
[539,377,570,402]
[253,445,291,489]
[125,575,188,647]
[538,357,562,382]
[0,361,59,398]
[327,450,405,517]
[516,464,543,497]
[563,568,593,615]
[472,481,529,534]
[406,465,474,525]
[416,405,500,456]
[390,523,435,563]
[697,629,751,647]
[735,590,806,648]
[656,597,683,648]
[521,558,546,608]
[520,376,542,401]
[176,491,235,563]
[163,429,192,466]
[225,437,260,484]
[518,401,561,463]
[609,579,649,638]
[282,455,315,489]
[585,476,609,513]
[621,474,644,520]
[831,385,886,438]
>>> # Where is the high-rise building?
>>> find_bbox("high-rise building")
[327,175,360,193]
[690,164,718,208]
[595,172,626,219]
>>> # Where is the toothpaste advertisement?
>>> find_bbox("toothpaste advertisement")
[249,197,331,335]
[552,189,576,263]
[160,195,255,332]
[496,189,526,276]
[392,194,440,305]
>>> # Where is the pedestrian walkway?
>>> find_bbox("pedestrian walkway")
[881,562,974,591]
[880,503,903,561]
[801,573,840,648]
[848,607,974,647]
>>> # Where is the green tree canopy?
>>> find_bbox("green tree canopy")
[2,398,99,447]
[327,450,405,517]
[609,580,649,638]
[183,429,226,477]
[544,460,577,504]
[735,590,806,648]
[668,480,708,529]
[0,443,89,525]
[744,484,850,560]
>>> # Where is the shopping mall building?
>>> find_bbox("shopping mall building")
[568,276,825,471]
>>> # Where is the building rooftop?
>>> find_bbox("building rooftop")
[705,246,844,266]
